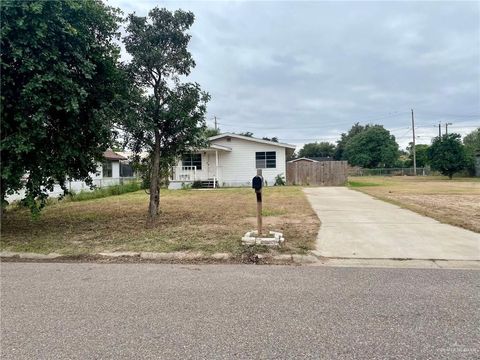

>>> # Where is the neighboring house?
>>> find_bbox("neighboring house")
[6,150,136,202]
[289,156,333,162]
[169,133,296,188]
[288,157,319,164]
[92,150,135,186]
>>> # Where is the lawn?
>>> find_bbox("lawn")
[348,176,480,233]
[0,187,319,256]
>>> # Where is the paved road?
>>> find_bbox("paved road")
[1,263,479,359]
[304,187,480,260]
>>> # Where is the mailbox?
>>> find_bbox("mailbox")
[252,175,263,192]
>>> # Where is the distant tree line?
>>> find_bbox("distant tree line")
[296,123,479,178]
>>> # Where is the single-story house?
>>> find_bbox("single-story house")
[6,150,136,202]
[288,157,319,164]
[169,133,296,189]
[92,150,135,186]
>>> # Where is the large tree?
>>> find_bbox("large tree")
[463,128,480,150]
[1,0,123,214]
[428,133,467,179]
[298,142,335,158]
[334,122,367,160]
[406,143,430,168]
[124,8,209,224]
[344,125,399,168]
[463,128,480,176]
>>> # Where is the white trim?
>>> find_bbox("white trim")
[208,133,296,149]
[197,144,232,152]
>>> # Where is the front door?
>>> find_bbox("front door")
[207,153,217,179]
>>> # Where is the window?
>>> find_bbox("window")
[120,162,134,177]
[182,153,202,170]
[256,151,276,169]
[102,161,113,178]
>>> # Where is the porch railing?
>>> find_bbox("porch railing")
[170,166,197,181]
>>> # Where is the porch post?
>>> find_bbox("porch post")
[215,150,219,188]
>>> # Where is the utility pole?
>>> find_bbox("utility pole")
[445,122,452,135]
[411,109,416,176]
[214,116,218,131]
[438,122,442,137]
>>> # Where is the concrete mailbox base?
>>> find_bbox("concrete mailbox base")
[242,230,285,247]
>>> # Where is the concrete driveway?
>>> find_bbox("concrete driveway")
[304,187,480,260]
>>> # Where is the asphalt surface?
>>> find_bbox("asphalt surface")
[304,187,480,260]
[1,263,479,359]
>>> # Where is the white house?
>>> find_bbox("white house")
[169,133,296,189]
[6,150,136,202]
[92,150,135,187]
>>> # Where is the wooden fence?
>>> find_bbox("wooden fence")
[286,161,348,186]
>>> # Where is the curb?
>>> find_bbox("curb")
[2,251,479,269]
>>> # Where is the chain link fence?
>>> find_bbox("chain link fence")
[348,167,433,177]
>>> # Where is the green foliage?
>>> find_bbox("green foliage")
[123,7,210,219]
[238,132,254,137]
[463,128,480,176]
[463,128,480,150]
[428,133,467,179]
[334,122,367,160]
[204,127,221,138]
[298,142,335,158]
[344,125,399,168]
[405,143,430,167]
[348,181,380,187]
[181,182,192,190]
[274,173,286,186]
[191,180,203,189]
[69,181,142,202]
[1,0,124,214]
[262,136,279,142]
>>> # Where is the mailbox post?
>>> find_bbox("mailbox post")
[252,169,263,236]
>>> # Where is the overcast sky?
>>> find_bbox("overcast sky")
[110,0,479,149]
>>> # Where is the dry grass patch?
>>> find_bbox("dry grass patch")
[349,176,480,233]
[1,187,319,256]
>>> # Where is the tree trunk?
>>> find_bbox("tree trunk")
[147,130,161,225]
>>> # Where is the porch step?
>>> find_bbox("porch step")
[201,179,217,188]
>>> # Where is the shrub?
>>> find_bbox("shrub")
[274,173,286,186]
[69,181,142,201]
[191,180,203,189]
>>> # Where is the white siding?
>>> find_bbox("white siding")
[213,137,287,186]
[179,152,209,179]
[6,160,126,202]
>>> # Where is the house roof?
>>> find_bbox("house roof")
[288,157,319,163]
[210,143,232,151]
[103,150,127,161]
[208,133,296,149]
[307,156,334,162]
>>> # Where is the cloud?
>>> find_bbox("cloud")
[110,0,480,149]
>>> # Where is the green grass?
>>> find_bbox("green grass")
[348,176,480,233]
[261,208,288,216]
[347,180,380,187]
[1,186,320,256]
[69,181,143,202]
